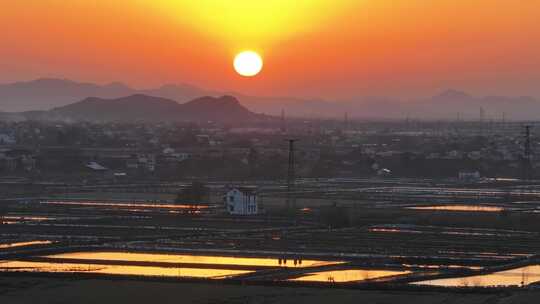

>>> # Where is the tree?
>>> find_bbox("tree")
[175,181,210,204]
[319,202,350,229]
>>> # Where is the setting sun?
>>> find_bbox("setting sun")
[234,51,263,77]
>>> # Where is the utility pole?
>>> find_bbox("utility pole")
[280,109,286,133]
[479,106,485,136]
[523,125,532,180]
[248,147,258,179]
[286,139,298,211]
[480,107,485,123]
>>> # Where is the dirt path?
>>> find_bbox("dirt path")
[1,276,539,304]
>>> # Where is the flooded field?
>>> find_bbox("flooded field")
[40,201,211,210]
[406,205,505,212]
[1,215,58,225]
[1,214,91,224]
[1,215,57,222]
[2,179,540,291]
[0,260,251,279]
[47,251,341,268]
[368,224,533,239]
[0,240,54,249]
[290,269,410,283]
[413,265,540,287]
[0,251,344,280]
[402,264,483,270]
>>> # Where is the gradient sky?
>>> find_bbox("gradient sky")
[1,0,539,99]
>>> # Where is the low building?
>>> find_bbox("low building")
[85,161,108,171]
[459,171,481,182]
[0,134,16,145]
[126,158,139,169]
[377,168,392,176]
[224,187,259,215]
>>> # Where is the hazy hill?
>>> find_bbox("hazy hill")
[0,78,323,116]
[312,90,540,120]
[20,94,265,123]
[0,78,134,112]
[403,90,540,121]
[2,78,540,120]
[141,84,221,104]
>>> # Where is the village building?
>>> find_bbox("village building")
[224,187,259,215]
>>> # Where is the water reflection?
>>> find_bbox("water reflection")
[47,251,340,268]
[290,269,410,283]
[413,265,540,287]
[1,215,58,225]
[2,216,56,221]
[407,205,504,212]
[402,264,483,270]
[369,228,422,234]
[41,201,210,210]
[0,240,54,249]
[0,261,250,279]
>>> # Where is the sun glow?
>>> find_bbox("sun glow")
[148,1,355,46]
[234,51,263,77]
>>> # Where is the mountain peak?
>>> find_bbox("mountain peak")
[32,77,68,83]
[104,81,130,90]
[434,89,473,100]
[187,95,240,105]
[21,78,79,87]
[218,95,240,104]
[158,83,198,90]
[47,94,262,123]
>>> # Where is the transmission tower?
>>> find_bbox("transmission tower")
[286,139,298,210]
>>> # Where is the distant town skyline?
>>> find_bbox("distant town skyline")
[1,1,539,99]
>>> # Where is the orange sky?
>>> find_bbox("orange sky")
[1,0,539,99]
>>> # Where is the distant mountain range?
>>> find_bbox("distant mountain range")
[1,78,540,120]
[0,78,133,112]
[0,78,321,117]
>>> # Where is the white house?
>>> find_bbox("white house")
[224,188,259,215]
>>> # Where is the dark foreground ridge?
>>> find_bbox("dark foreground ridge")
[1,275,539,304]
